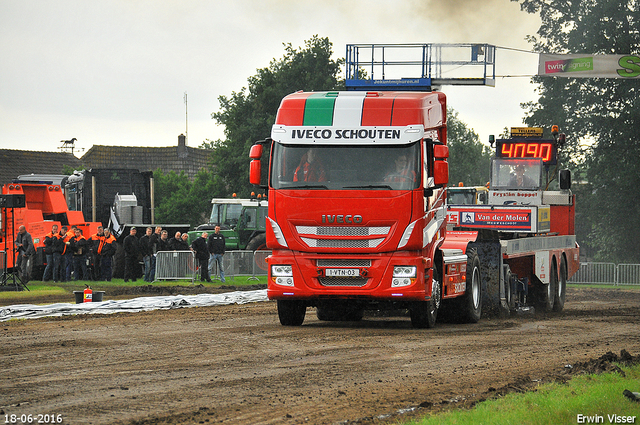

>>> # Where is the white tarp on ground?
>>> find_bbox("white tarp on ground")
[0,290,268,322]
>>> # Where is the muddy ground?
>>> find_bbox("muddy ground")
[1,286,639,425]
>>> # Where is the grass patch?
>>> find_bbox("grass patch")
[406,364,640,425]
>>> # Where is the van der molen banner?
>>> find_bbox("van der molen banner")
[538,54,640,78]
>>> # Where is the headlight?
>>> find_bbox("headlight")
[393,266,416,278]
[392,266,417,287]
[271,265,292,276]
[271,265,294,286]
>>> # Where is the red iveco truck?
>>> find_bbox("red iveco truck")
[249,90,480,328]
[445,127,580,316]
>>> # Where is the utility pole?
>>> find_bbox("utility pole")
[184,92,188,145]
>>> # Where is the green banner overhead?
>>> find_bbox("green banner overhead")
[538,54,640,78]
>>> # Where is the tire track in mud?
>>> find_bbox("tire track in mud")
[0,287,639,425]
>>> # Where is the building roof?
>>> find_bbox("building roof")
[1,136,212,186]
[80,143,211,179]
[0,149,82,186]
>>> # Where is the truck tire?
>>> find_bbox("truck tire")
[410,276,441,328]
[460,250,482,323]
[246,233,267,251]
[246,233,268,273]
[503,265,514,310]
[277,300,306,326]
[535,260,556,312]
[553,257,567,312]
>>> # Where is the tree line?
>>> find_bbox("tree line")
[155,0,640,264]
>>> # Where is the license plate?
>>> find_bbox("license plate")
[325,268,360,277]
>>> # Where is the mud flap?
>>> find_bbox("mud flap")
[469,241,509,317]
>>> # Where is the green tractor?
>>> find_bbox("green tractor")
[188,196,268,252]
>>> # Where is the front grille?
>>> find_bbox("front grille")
[296,226,389,236]
[317,259,372,268]
[301,237,385,248]
[319,277,369,287]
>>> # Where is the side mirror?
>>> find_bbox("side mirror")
[433,161,449,186]
[432,144,449,186]
[249,144,263,159]
[249,159,262,186]
[559,169,572,190]
[249,139,271,188]
[433,144,449,159]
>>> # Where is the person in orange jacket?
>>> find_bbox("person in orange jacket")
[89,226,105,280]
[63,226,77,282]
[42,224,60,282]
[69,228,88,281]
[98,228,117,281]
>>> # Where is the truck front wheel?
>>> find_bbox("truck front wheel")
[277,300,306,326]
[410,277,441,328]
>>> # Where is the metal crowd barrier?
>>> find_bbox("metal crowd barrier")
[617,264,640,286]
[210,250,271,281]
[154,250,196,283]
[568,262,640,285]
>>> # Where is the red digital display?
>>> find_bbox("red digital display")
[496,140,557,165]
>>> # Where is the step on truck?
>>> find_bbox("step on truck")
[445,126,580,316]
[249,90,481,327]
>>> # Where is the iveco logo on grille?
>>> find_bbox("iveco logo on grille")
[321,214,363,224]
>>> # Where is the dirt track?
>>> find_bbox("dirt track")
[1,287,640,425]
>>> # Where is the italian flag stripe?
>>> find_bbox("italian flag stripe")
[302,92,337,126]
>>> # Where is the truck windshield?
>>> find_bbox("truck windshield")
[209,203,243,228]
[491,158,543,190]
[448,189,475,205]
[271,142,421,190]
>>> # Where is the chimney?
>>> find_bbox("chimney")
[178,133,187,158]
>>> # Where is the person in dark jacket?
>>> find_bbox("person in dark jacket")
[99,228,117,281]
[56,226,68,282]
[42,224,59,282]
[191,232,211,282]
[176,233,190,250]
[14,225,35,283]
[168,231,183,251]
[207,226,226,282]
[148,226,162,281]
[69,228,88,281]
[123,227,140,282]
[139,227,154,282]
[157,230,171,252]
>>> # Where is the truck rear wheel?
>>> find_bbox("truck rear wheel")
[553,258,567,312]
[535,260,556,312]
[460,251,482,323]
[277,300,306,326]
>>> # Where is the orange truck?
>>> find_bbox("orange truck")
[0,179,100,283]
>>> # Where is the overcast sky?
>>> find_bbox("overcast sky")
[0,0,541,156]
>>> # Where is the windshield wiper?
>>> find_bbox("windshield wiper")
[292,184,328,189]
[344,185,393,190]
